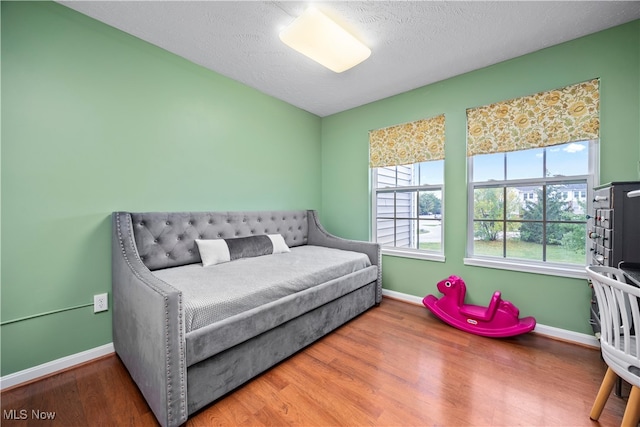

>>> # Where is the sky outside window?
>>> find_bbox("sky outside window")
[416,160,444,185]
[473,141,589,182]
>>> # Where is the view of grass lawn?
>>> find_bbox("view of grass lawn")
[418,222,442,251]
[474,239,586,264]
[419,242,441,251]
[415,222,585,263]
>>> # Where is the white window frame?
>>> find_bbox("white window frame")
[371,166,445,262]
[464,139,599,279]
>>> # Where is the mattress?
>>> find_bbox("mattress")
[152,245,372,332]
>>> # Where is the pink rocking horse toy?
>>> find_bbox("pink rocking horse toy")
[423,275,536,338]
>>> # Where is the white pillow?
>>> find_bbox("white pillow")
[267,234,291,254]
[195,239,231,267]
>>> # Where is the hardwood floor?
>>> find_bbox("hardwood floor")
[1,297,630,426]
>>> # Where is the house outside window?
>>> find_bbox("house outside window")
[369,115,445,262]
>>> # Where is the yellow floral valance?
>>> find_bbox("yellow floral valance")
[369,114,445,168]
[466,79,600,156]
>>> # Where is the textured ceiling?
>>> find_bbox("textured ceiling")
[59,1,640,117]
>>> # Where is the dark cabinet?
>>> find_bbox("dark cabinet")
[589,182,640,267]
[588,181,640,334]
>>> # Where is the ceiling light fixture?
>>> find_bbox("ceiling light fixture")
[279,7,371,73]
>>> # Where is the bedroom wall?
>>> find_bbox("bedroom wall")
[320,20,640,335]
[1,2,321,376]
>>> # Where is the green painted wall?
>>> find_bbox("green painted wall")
[1,2,321,376]
[321,20,640,335]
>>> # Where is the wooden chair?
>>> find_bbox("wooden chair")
[586,265,640,427]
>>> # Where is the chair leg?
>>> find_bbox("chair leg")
[590,367,618,421]
[621,386,640,427]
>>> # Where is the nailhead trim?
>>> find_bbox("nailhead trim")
[115,213,187,424]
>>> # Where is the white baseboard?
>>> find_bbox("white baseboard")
[532,323,599,347]
[382,289,599,348]
[383,289,425,305]
[0,343,115,391]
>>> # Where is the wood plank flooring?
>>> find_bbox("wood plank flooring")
[1,297,630,426]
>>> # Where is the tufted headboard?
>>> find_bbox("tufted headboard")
[120,210,310,271]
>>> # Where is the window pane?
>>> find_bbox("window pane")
[418,218,441,251]
[397,164,414,187]
[546,141,589,177]
[418,190,442,217]
[474,188,504,220]
[546,185,565,221]
[506,147,544,180]
[545,223,586,264]
[473,221,503,256]
[375,166,397,188]
[395,191,417,218]
[417,160,444,186]
[506,222,542,261]
[376,192,395,217]
[519,186,543,221]
[473,153,504,182]
[547,184,587,221]
[395,218,415,248]
[519,218,543,246]
[376,219,395,246]
[506,187,525,220]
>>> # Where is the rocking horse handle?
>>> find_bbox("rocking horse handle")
[457,290,503,322]
[487,291,503,318]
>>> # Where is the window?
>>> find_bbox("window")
[373,161,444,257]
[465,79,599,278]
[369,115,445,261]
[467,140,598,275]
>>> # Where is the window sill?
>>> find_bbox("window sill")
[463,257,587,279]
[382,247,445,262]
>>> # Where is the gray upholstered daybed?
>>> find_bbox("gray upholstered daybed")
[112,210,381,427]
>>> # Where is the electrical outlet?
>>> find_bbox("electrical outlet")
[94,293,108,313]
